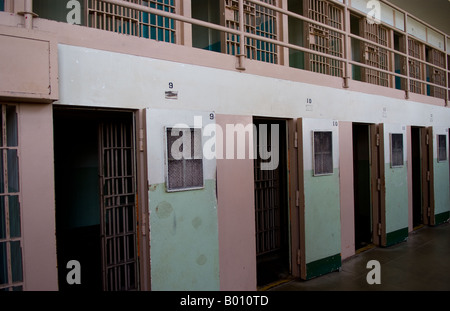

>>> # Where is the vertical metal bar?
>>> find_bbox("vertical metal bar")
[99,123,106,290]
[4,190,12,289]
[446,37,449,106]
[237,0,246,69]
[121,124,128,288]
[95,0,99,29]
[403,19,410,98]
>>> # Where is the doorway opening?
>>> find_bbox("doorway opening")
[253,118,289,287]
[352,123,373,251]
[54,107,139,291]
[411,126,434,228]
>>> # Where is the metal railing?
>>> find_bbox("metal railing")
[29,0,450,103]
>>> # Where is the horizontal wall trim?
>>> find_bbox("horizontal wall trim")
[435,212,450,226]
[385,227,408,247]
[306,253,341,280]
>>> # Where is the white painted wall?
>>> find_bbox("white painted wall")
[57,44,450,129]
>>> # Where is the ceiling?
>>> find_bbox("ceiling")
[387,0,450,35]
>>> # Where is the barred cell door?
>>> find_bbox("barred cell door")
[304,0,344,77]
[254,119,289,286]
[427,49,446,99]
[360,20,389,87]
[99,118,139,291]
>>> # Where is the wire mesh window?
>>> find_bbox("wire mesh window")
[87,0,176,43]
[0,105,23,291]
[437,134,447,162]
[305,0,344,77]
[224,0,278,64]
[390,133,404,168]
[313,131,333,176]
[166,127,204,192]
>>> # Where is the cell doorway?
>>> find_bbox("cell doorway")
[54,107,140,291]
[411,126,434,228]
[352,123,373,251]
[253,118,290,287]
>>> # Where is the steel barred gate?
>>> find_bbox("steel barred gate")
[254,122,281,256]
[99,120,139,291]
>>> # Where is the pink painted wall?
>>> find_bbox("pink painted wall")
[19,103,58,291]
[216,114,257,291]
[339,121,355,260]
[0,25,59,102]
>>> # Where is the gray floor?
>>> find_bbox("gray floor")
[270,221,450,291]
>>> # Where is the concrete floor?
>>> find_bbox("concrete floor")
[269,221,450,291]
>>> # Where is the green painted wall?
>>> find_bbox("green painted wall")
[434,159,450,223]
[149,180,219,291]
[304,169,341,270]
[384,163,409,242]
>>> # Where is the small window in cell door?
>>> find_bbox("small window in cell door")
[390,133,404,168]
[165,127,204,192]
[313,131,333,176]
[437,134,447,162]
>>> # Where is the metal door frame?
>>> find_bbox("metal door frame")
[53,106,150,291]
[294,118,306,280]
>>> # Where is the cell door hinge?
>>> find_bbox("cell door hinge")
[427,207,431,217]
[377,178,381,191]
[294,131,298,149]
[377,223,382,236]
[296,190,300,207]
[376,133,380,146]
[297,249,301,265]
[139,128,145,152]
[141,212,147,236]
[426,134,429,145]
[427,171,431,182]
